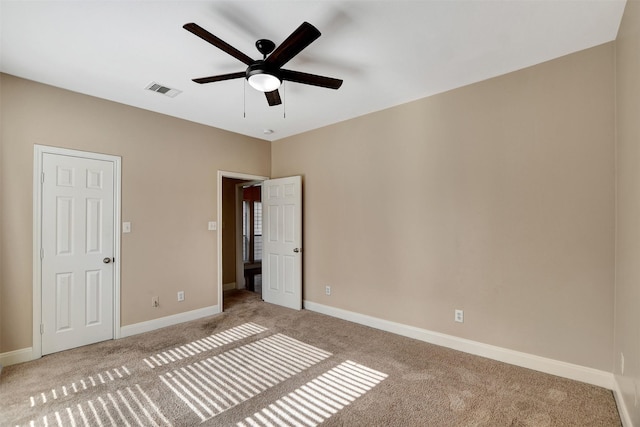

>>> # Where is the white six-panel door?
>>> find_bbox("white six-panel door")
[262,176,302,310]
[41,153,115,354]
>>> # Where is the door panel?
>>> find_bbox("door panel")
[284,255,295,294]
[268,204,279,242]
[42,153,115,355]
[56,197,74,255]
[86,198,103,253]
[262,176,302,310]
[55,273,73,331]
[86,270,102,325]
[284,204,295,242]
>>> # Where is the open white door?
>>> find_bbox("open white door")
[262,176,302,310]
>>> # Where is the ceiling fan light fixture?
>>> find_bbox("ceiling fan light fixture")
[246,62,281,92]
[247,72,281,92]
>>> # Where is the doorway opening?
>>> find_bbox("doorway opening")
[241,183,263,294]
[218,171,267,312]
[218,172,303,312]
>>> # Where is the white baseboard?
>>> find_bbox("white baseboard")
[0,306,221,368]
[0,347,34,367]
[223,282,237,291]
[613,376,635,427]
[303,300,614,390]
[120,305,220,338]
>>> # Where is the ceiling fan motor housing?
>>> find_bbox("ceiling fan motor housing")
[246,61,282,92]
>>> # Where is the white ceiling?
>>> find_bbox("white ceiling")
[0,1,627,141]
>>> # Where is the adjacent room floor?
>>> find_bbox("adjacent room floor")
[0,290,621,426]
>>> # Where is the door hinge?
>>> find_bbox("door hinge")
[41,172,45,183]
[40,248,44,259]
[40,324,44,335]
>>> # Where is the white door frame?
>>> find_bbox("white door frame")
[217,171,267,310]
[33,145,122,360]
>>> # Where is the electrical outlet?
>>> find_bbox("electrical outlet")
[177,291,185,302]
[325,286,331,296]
[621,352,625,375]
[152,296,159,308]
[454,309,464,323]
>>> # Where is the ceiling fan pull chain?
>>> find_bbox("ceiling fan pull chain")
[243,79,246,118]
[283,81,286,119]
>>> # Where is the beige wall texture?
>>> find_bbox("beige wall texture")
[272,43,616,371]
[615,0,640,423]
[0,74,270,352]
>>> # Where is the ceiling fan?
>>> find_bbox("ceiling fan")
[183,21,343,106]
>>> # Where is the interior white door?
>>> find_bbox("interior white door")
[262,176,302,310]
[41,153,115,355]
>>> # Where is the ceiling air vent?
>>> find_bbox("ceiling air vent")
[145,82,182,98]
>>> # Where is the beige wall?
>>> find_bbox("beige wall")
[272,43,615,371]
[615,0,640,423]
[0,74,270,352]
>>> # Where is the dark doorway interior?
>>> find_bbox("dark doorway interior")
[242,185,262,294]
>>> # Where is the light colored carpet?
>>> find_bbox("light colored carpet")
[0,290,621,426]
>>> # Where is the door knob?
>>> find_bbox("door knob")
[293,248,301,253]
[103,257,112,264]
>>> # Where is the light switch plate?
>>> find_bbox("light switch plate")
[208,221,217,231]
[123,222,131,233]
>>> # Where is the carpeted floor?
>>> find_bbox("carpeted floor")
[0,290,622,426]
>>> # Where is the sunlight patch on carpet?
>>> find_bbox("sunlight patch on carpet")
[143,322,268,368]
[24,384,172,427]
[28,365,131,407]
[160,333,332,422]
[237,360,387,427]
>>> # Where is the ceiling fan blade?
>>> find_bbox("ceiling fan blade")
[265,89,282,106]
[192,72,246,84]
[184,23,254,66]
[280,69,343,89]
[265,22,321,68]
